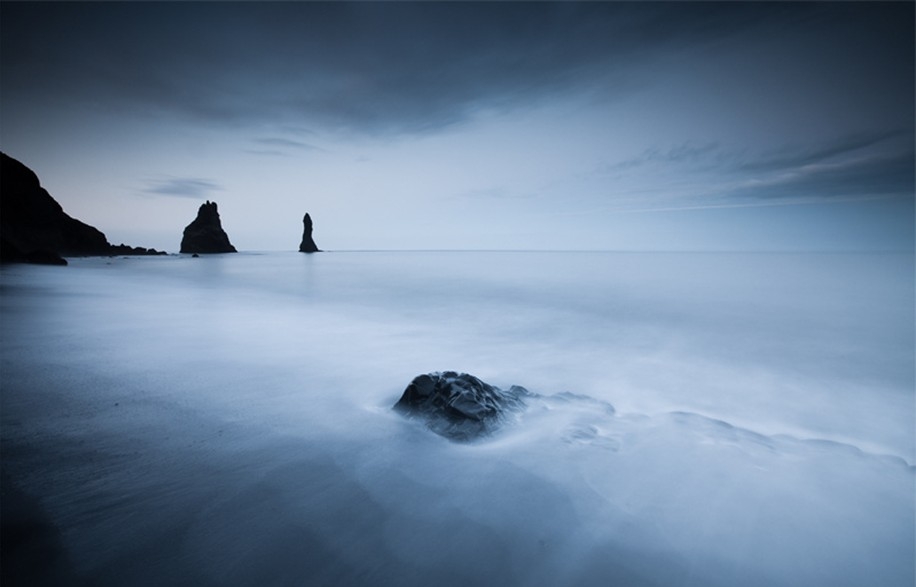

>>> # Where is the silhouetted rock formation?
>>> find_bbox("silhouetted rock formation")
[0,152,166,264]
[24,249,69,266]
[298,213,321,253]
[0,237,67,265]
[109,244,167,256]
[394,371,530,441]
[179,201,237,254]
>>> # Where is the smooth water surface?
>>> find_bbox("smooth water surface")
[1,251,913,586]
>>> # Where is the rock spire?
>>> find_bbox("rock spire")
[180,201,237,254]
[298,213,321,253]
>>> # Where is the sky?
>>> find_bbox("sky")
[1,1,913,252]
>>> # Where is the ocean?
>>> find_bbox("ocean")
[1,251,913,586]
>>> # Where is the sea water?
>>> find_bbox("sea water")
[1,251,913,586]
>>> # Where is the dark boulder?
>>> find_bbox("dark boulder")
[179,201,237,254]
[298,213,321,253]
[393,371,529,441]
[0,152,167,263]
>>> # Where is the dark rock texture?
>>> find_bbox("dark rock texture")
[23,249,69,266]
[109,244,166,256]
[298,213,321,253]
[0,152,166,263]
[394,371,529,441]
[180,201,237,254]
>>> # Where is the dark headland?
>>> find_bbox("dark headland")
[0,152,166,265]
[179,201,237,254]
[299,213,321,253]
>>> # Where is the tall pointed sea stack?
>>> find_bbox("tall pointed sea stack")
[298,213,321,253]
[180,201,237,254]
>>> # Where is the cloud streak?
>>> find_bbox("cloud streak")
[728,130,914,201]
[733,151,915,201]
[561,194,901,218]
[737,130,908,173]
[142,178,222,199]
[246,137,326,157]
[253,138,322,151]
[605,142,722,172]
[598,131,913,210]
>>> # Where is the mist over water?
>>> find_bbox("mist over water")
[1,252,913,586]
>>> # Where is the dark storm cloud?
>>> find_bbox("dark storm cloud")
[143,178,222,199]
[0,1,816,135]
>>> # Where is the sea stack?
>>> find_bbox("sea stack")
[298,213,321,253]
[180,201,237,254]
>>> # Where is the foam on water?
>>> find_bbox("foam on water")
[1,251,913,586]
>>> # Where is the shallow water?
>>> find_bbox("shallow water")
[1,251,913,586]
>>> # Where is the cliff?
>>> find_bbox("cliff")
[0,153,165,264]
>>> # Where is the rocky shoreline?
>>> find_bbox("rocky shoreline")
[1,152,323,264]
